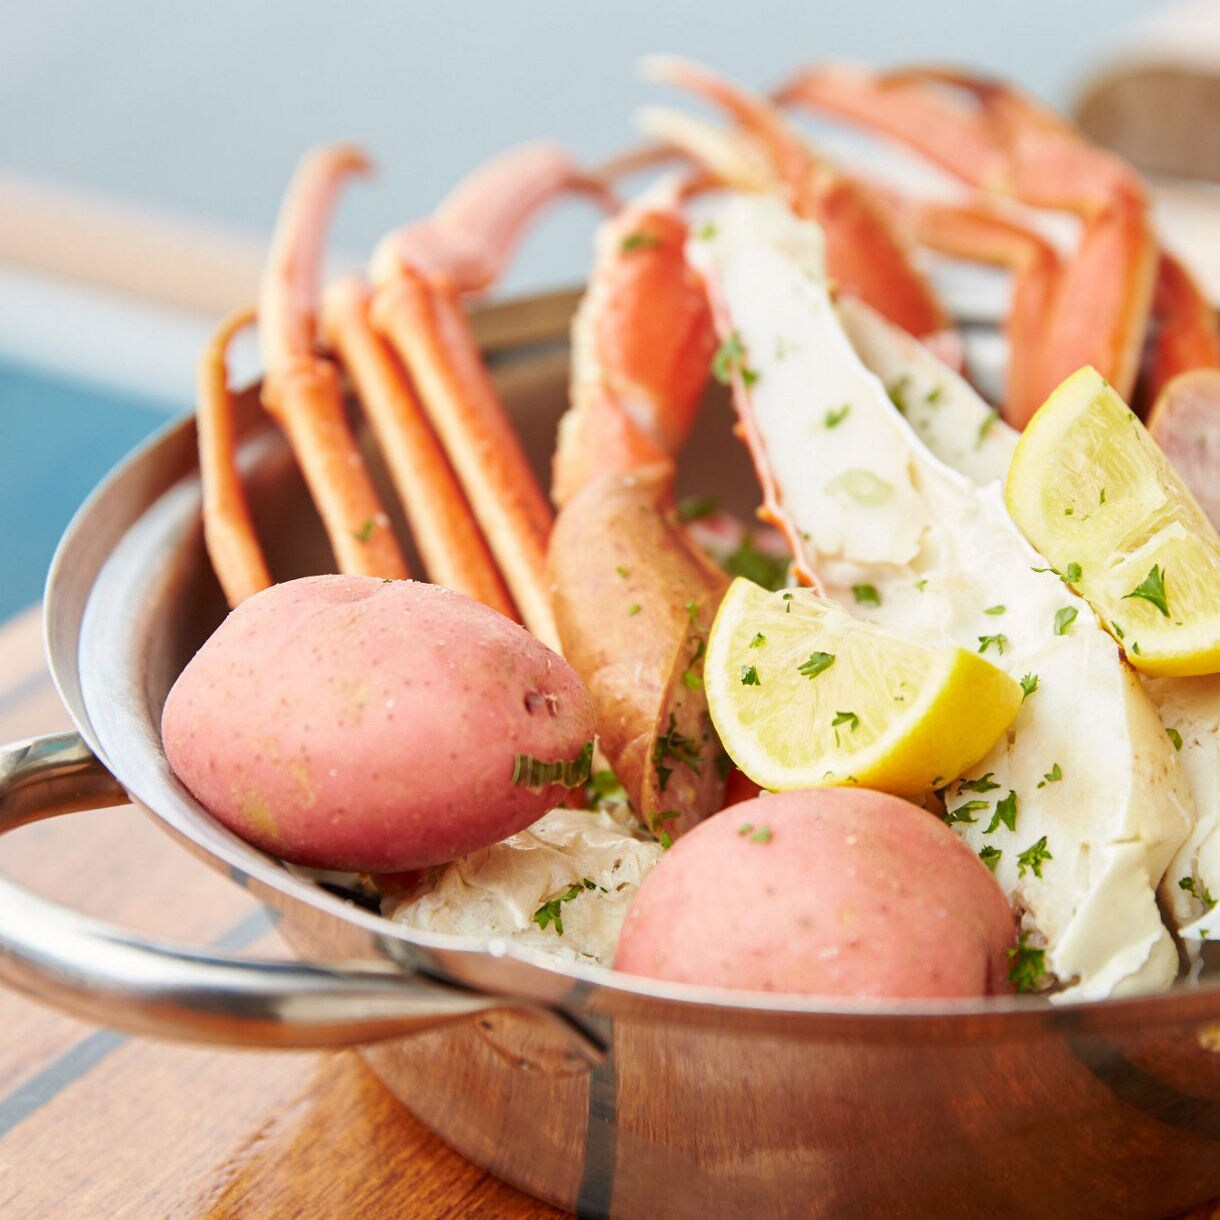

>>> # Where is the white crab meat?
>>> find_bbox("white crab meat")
[840,298,1220,947]
[386,805,662,966]
[689,194,1195,1000]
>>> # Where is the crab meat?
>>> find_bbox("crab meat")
[689,193,1194,1000]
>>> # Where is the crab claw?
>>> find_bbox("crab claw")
[549,464,729,838]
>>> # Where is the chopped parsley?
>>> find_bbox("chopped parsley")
[723,534,789,591]
[627,603,641,616]
[749,824,773,844]
[985,789,1018,835]
[749,631,766,649]
[696,221,717,240]
[1179,876,1217,909]
[1099,488,1107,505]
[532,878,598,935]
[621,230,660,252]
[1007,932,1048,993]
[824,403,851,428]
[711,330,759,387]
[887,376,910,414]
[1053,606,1077,635]
[1110,620,1126,640]
[1166,727,1183,751]
[615,564,631,577]
[977,409,998,445]
[740,664,761,686]
[832,710,860,731]
[984,604,1006,616]
[1037,763,1062,788]
[945,799,988,825]
[353,518,375,543]
[1016,835,1053,879]
[1123,564,1170,617]
[1063,561,1082,582]
[1019,673,1039,700]
[914,579,928,592]
[676,493,717,523]
[978,846,1002,872]
[683,670,703,691]
[652,715,703,793]
[925,385,943,406]
[782,592,794,613]
[978,633,1008,656]
[826,469,894,506]
[586,769,626,810]
[512,741,593,792]
[798,651,836,679]
[959,772,1001,793]
[648,808,680,850]
[852,584,881,607]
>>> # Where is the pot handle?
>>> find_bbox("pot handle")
[0,732,602,1061]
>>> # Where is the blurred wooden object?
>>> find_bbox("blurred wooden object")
[1075,0,1220,182]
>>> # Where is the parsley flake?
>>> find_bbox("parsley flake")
[737,822,753,836]
[985,790,1018,835]
[1006,932,1048,993]
[652,715,702,793]
[887,377,910,414]
[615,564,631,577]
[749,632,766,649]
[978,846,1002,872]
[723,535,789,591]
[1179,876,1218,909]
[683,670,703,691]
[1037,763,1062,788]
[696,221,717,240]
[711,331,759,387]
[676,494,718,523]
[532,878,598,935]
[1019,673,1039,700]
[959,772,1001,793]
[1123,564,1170,617]
[832,710,860,731]
[621,230,660,252]
[798,651,836,679]
[946,799,988,825]
[749,824,773,844]
[627,603,641,616]
[353,518,375,543]
[512,742,593,792]
[1016,835,1053,879]
[740,664,761,686]
[925,385,943,405]
[824,403,851,429]
[977,409,999,446]
[1053,606,1077,635]
[1063,561,1082,582]
[978,633,1008,656]
[852,584,881,607]
[1166,727,1183,751]
[984,604,1006,616]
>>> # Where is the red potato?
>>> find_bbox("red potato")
[162,575,594,872]
[615,788,1017,998]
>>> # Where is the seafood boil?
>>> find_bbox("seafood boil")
[164,57,1220,1006]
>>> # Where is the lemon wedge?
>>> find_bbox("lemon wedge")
[704,578,1023,795]
[1006,366,1220,677]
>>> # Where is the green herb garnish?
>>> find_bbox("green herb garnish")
[978,633,1008,656]
[1019,673,1039,700]
[1007,932,1048,993]
[824,403,851,428]
[985,789,1018,835]
[852,584,881,607]
[959,772,1001,793]
[621,230,660,252]
[711,331,759,387]
[1037,763,1062,788]
[353,518,375,543]
[740,665,761,686]
[676,494,717,523]
[723,535,789,591]
[532,877,599,935]
[1016,835,1053,879]
[1124,564,1170,617]
[798,651,836,679]
[512,741,593,792]
[1053,606,1077,635]
[945,800,988,825]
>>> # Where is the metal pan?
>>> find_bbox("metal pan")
[3,289,1220,1219]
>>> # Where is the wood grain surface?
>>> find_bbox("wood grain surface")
[0,605,565,1219]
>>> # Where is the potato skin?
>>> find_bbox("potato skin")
[162,576,594,872]
[615,788,1016,998]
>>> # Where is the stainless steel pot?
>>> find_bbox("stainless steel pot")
[4,290,1220,1219]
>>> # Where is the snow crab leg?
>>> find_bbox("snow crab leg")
[776,63,1220,423]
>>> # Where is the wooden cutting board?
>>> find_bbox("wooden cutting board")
[1,599,1217,1220]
